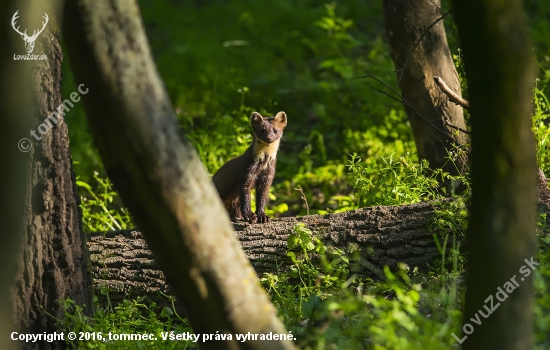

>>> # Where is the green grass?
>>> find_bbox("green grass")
[59,296,195,349]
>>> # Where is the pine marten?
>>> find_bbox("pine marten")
[213,111,287,224]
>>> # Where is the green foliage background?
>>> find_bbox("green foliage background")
[62,1,550,221]
[62,1,415,220]
[57,1,550,349]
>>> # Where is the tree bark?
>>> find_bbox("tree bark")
[382,0,469,176]
[10,10,93,350]
[0,2,34,348]
[452,0,537,349]
[62,1,294,349]
[87,201,442,300]
[0,4,93,350]
[87,193,550,310]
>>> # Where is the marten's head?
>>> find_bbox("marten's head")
[250,111,287,144]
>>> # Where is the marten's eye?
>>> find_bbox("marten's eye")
[273,129,278,134]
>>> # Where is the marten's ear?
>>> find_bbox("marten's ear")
[250,112,263,125]
[274,111,287,127]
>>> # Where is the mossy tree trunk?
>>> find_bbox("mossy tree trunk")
[62,1,294,350]
[382,0,469,176]
[452,0,537,349]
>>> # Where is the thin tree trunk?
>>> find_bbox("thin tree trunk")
[62,1,294,349]
[382,0,469,176]
[452,0,537,349]
[6,7,93,350]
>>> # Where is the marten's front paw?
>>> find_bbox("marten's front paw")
[243,212,257,224]
[256,211,270,223]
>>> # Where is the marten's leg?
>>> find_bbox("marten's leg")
[255,167,275,223]
[227,197,242,221]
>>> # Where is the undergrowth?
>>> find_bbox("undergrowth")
[60,296,194,349]
[261,223,464,350]
[533,78,550,175]
[58,2,550,349]
[61,207,550,349]
[69,81,550,349]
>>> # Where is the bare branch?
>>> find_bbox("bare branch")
[444,121,470,135]
[363,84,405,107]
[360,74,471,136]
[359,75,453,138]
[434,76,470,109]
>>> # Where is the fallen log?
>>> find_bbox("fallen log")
[88,200,448,307]
[88,171,550,308]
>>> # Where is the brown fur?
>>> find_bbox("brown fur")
[212,111,287,223]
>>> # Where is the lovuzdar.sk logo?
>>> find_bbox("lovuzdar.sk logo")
[11,10,48,61]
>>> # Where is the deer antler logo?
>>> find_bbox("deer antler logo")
[11,11,49,54]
